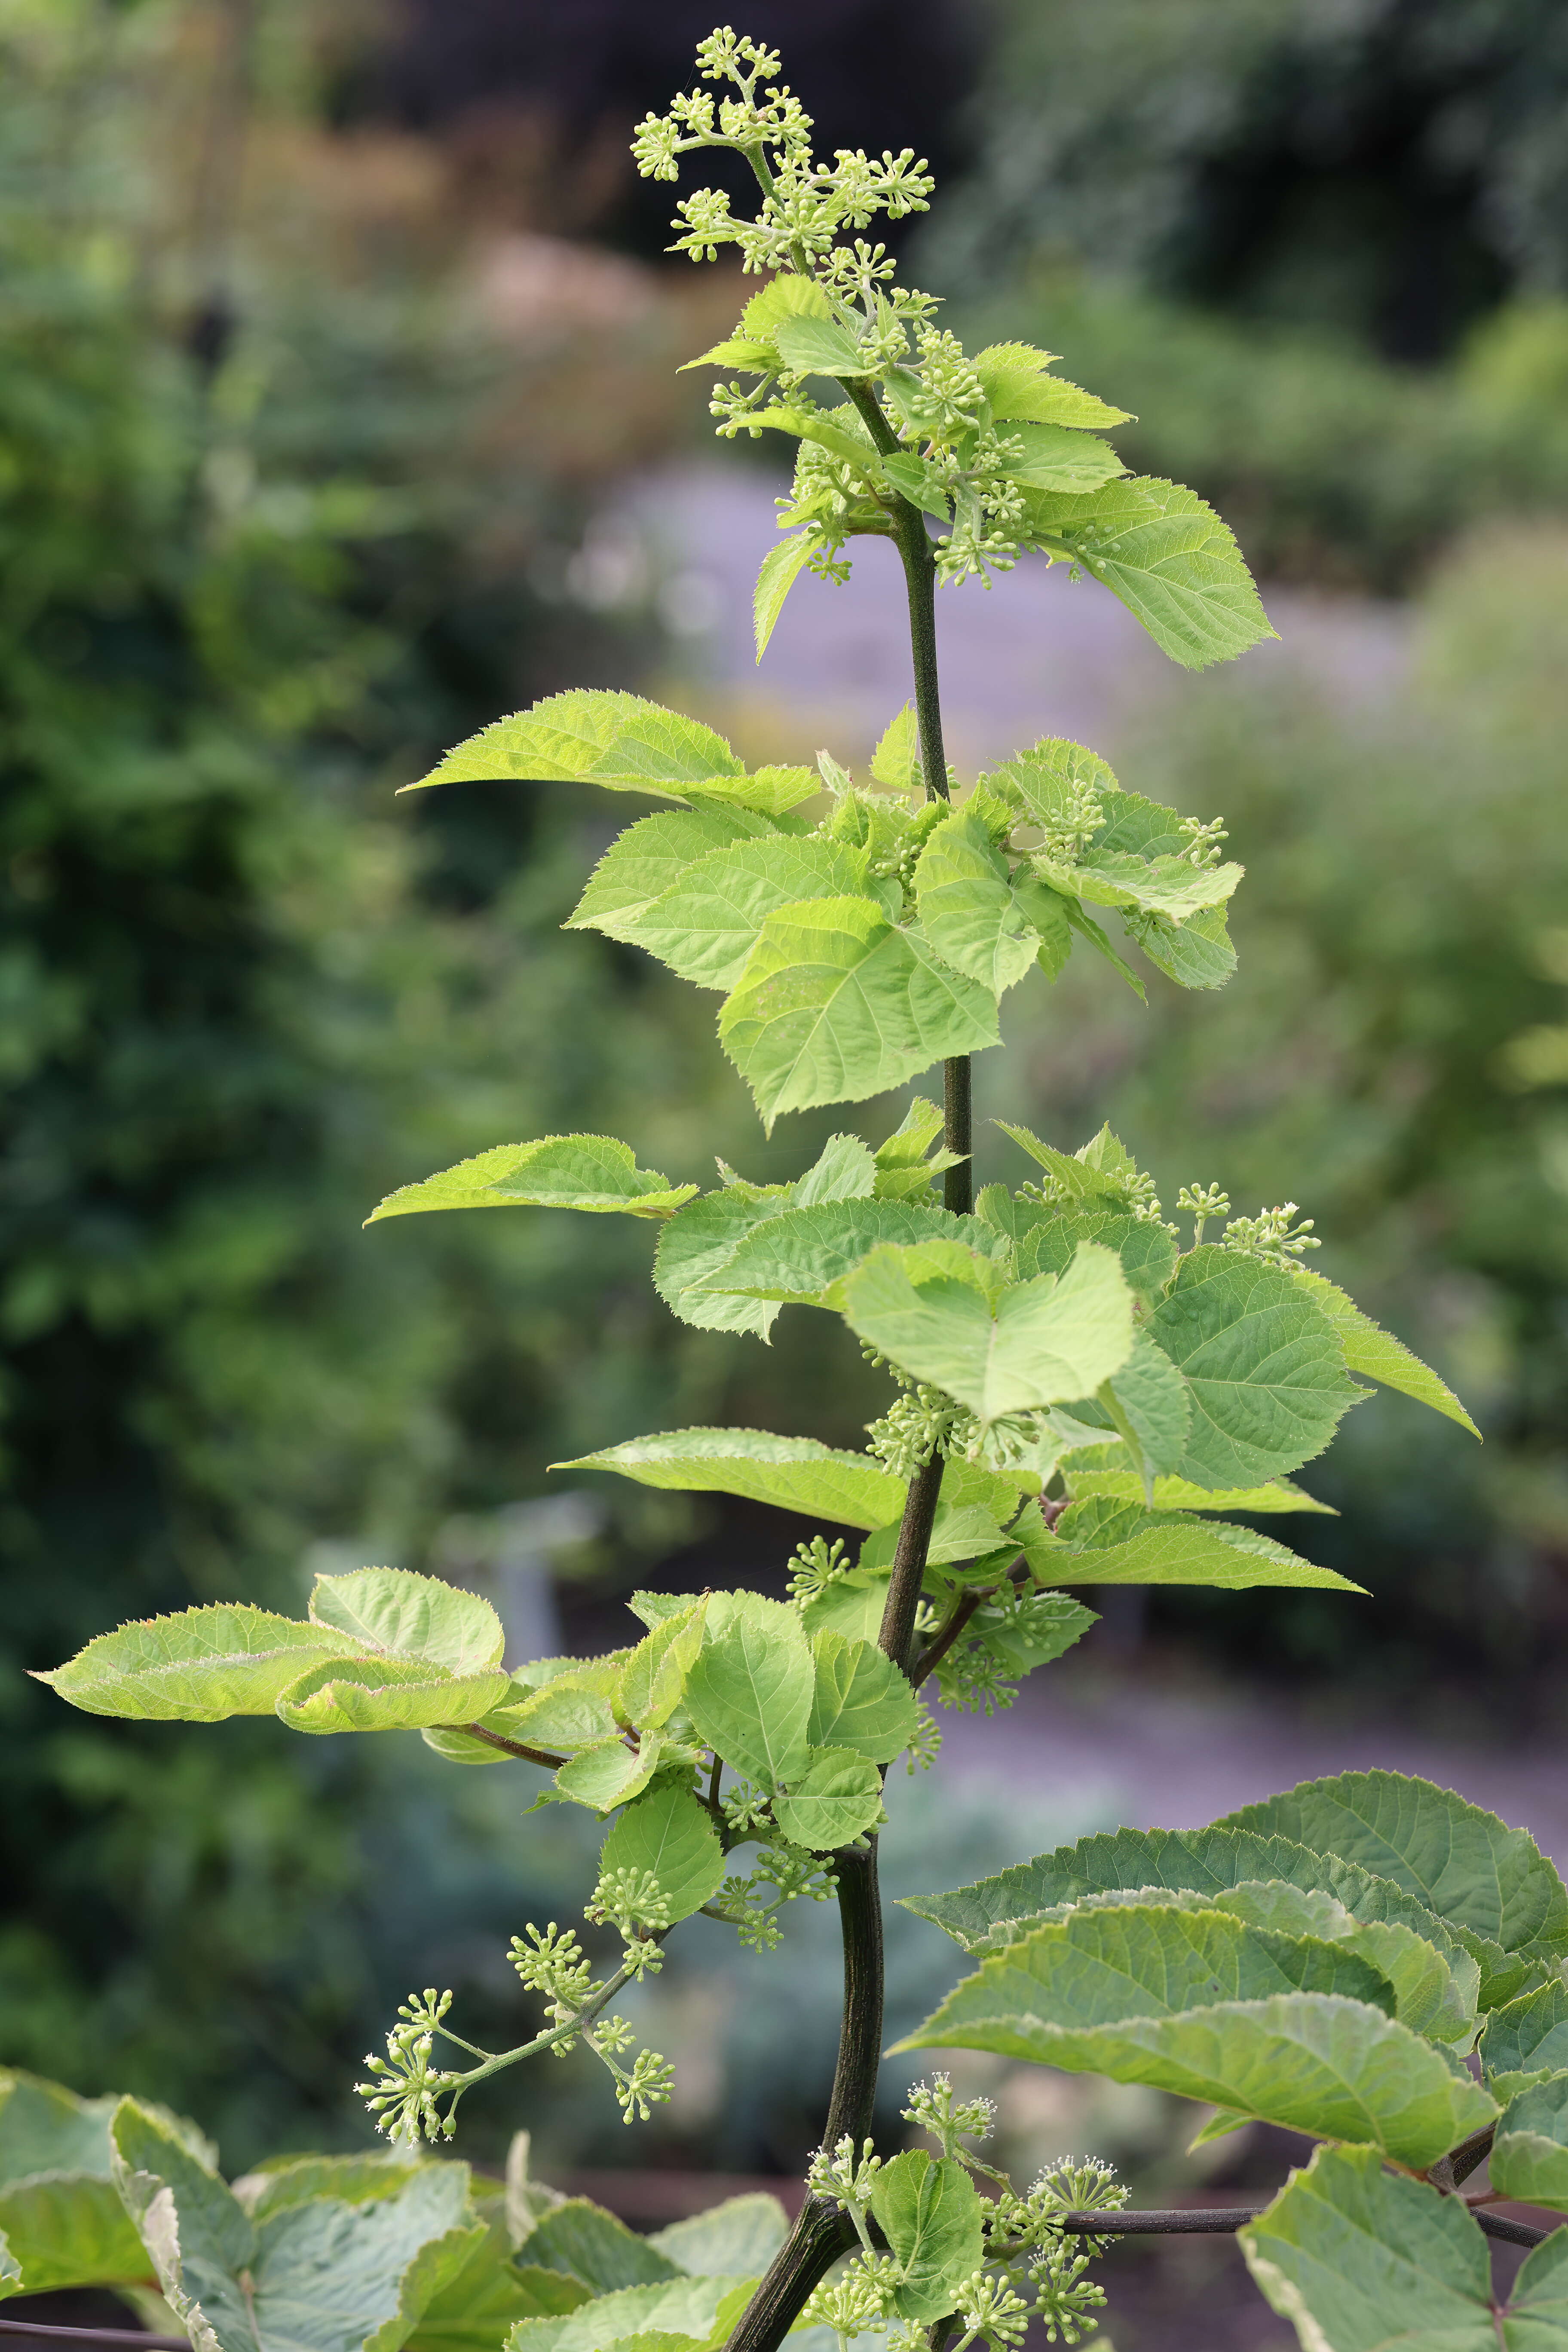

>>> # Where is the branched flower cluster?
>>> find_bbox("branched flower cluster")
[1177,1180,1231,1246]
[864,1359,978,1478]
[584,1867,671,1962]
[906,1694,943,1772]
[1223,1200,1321,1265]
[716,1840,837,1951]
[357,1989,459,2147]
[1179,813,1229,868]
[720,1775,774,1834]
[903,2071,997,2158]
[787,1531,850,1603]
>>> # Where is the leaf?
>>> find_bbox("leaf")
[1481,1981,1568,2092]
[1035,1512,1364,1593]
[1060,897,1147,997]
[509,2272,591,2320]
[1128,903,1237,990]
[738,275,836,340]
[497,1671,623,1754]
[401,690,806,812]
[567,807,777,943]
[683,1597,814,1791]
[807,1633,919,1763]
[801,1568,889,1644]
[1293,1270,1481,1438]
[867,2153,984,2324]
[870,706,922,793]
[1018,1209,1178,1306]
[1489,2072,1568,2211]
[773,1745,884,1850]
[987,738,1121,833]
[551,1738,673,1815]
[617,1605,708,1732]
[505,2275,754,2352]
[1238,2143,1501,2352]
[857,1501,1014,1575]
[598,1782,724,1925]
[1219,1769,1568,1963]
[967,1591,1097,1675]
[36,1605,364,1723]
[407,2209,559,2352]
[276,1654,511,1736]
[522,2204,679,2294]
[557,1429,904,1531]
[111,2099,481,2352]
[1096,1330,1191,1491]
[873,1096,959,1201]
[0,2073,172,2294]
[753,405,880,472]
[366,1136,697,1227]
[992,1121,1128,1205]
[647,2197,787,2280]
[1024,478,1277,671]
[718,898,999,1128]
[835,1240,1133,1427]
[913,810,1042,995]
[309,1569,504,1676]
[1204,1886,1476,2045]
[998,422,1126,493]
[653,1188,794,1340]
[1065,1468,1335,1515]
[1031,849,1241,925]
[1145,1246,1363,1488]
[677,337,779,374]
[974,345,1132,430]
[879,453,951,522]
[631,838,879,993]
[707,1199,998,1308]
[771,316,871,378]
[753,534,818,661]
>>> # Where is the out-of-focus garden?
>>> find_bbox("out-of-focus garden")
[5,1,1568,2337]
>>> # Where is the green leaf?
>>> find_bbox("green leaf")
[631,837,881,993]
[36,1605,364,1723]
[617,1604,708,1732]
[1018,1209,1178,1305]
[967,1590,1097,1675]
[522,2204,679,2294]
[718,898,999,1128]
[683,1597,814,1791]
[1293,1270,1481,1438]
[857,1501,1015,1575]
[1198,1885,1476,2045]
[870,706,922,793]
[992,1120,1128,1206]
[873,1096,961,1200]
[406,2209,559,2352]
[707,1198,998,1308]
[973,345,1132,430]
[913,810,1042,995]
[1024,478,1277,671]
[276,1654,511,1736]
[1219,1770,1568,1962]
[1145,1246,1363,1488]
[1128,903,1237,990]
[505,2275,754,2352]
[807,1633,919,1764]
[836,1240,1133,1428]
[753,404,879,472]
[112,2099,481,2352]
[647,2197,787,2280]
[309,1569,504,1676]
[866,2153,984,2324]
[773,1744,884,1850]
[598,1782,724,1926]
[1031,848,1241,925]
[738,276,836,340]
[367,1136,697,1227]
[1482,1981,1568,2092]
[653,1188,794,1340]
[879,453,951,521]
[1490,2072,1568,2211]
[1239,2143,1501,2352]
[567,807,778,944]
[677,337,779,375]
[1060,896,1147,997]
[987,738,1121,833]
[1506,2226,1568,2338]
[496,1671,623,1755]
[1065,1467,1335,1515]
[998,421,1127,493]
[0,2072,179,2294]
[1035,1511,1364,1593]
[771,316,871,378]
[551,1738,674,1815]
[557,1429,904,1531]
[1096,1330,1191,1491]
[401,691,811,812]
[509,2272,591,2320]
[754,534,818,661]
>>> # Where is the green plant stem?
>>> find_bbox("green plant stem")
[453,1722,568,1771]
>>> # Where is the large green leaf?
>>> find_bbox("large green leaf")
[1094,1329,1191,1487]
[683,1597,814,1791]
[772,1744,884,1851]
[309,1570,503,1676]
[836,1240,1133,1427]
[631,837,888,992]
[1295,1269,1481,1438]
[867,2153,984,2324]
[653,1186,794,1340]
[1064,1466,1335,1515]
[703,1199,997,1308]
[1127,902,1237,989]
[974,344,1132,430]
[276,1655,512,1736]
[616,1605,708,1733]
[521,2204,679,2294]
[1035,1511,1364,1592]
[771,315,870,378]
[1219,1770,1568,1962]
[753,534,817,660]
[1482,1982,1568,2092]
[555,1429,905,1532]
[1018,1208,1178,1306]
[0,2174,150,2295]
[1188,1885,1477,2046]
[718,897,998,1127]
[367,1137,696,1227]
[1023,478,1277,671]
[998,420,1126,493]
[1145,1246,1362,1487]
[1032,846,1241,925]
[401,691,815,813]
[112,2101,481,2352]
[37,1605,363,1723]
[913,809,1041,995]
[504,2275,754,2352]
[405,2208,557,2352]
[807,1633,919,1764]
[647,2197,787,2280]
[1491,2072,1568,2211]
[566,808,777,944]
[597,1781,724,1925]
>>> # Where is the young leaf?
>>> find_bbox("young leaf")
[1036,1512,1363,1593]
[769,315,871,378]
[1065,1468,1335,1515]
[677,337,778,375]
[973,344,1132,430]
[556,1429,904,1531]
[1018,1208,1178,1305]
[401,689,813,812]
[738,275,836,340]
[753,534,817,661]
[308,1569,504,1676]
[653,1188,796,1340]
[836,1240,1134,1427]
[718,897,999,1128]
[753,405,880,473]
[998,421,1127,493]
[617,1603,708,1732]
[1032,847,1241,925]
[1293,1269,1480,1437]
[1096,1330,1192,1489]
[36,1605,364,1723]
[1128,903,1237,990]
[1488,2071,1568,2211]
[407,2208,567,2352]
[647,2196,788,2280]
[367,1136,697,1227]
[772,1745,883,1850]
[683,1596,815,1792]
[913,809,1042,995]
[1061,897,1147,997]
[567,806,777,943]
[879,453,951,521]
[867,2152,984,2324]
[807,1632,919,1764]
[1480,1981,1568,2091]
[505,2273,755,2352]
[1145,1245,1363,1488]
[706,1198,998,1307]
[522,2203,680,2294]
[1218,1769,1568,1963]
[499,1670,625,1754]
[598,1782,724,1925]
[275,1654,512,1736]
[551,1737,674,1816]
[987,738,1121,832]
[1023,478,1277,671]
[869,704,921,793]
[631,837,882,992]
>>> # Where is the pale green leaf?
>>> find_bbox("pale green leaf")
[1294,1269,1481,1438]
[706,1199,997,1308]
[632,838,878,993]
[992,1120,1128,1205]
[753,405,879,472]
[1127,902,1237,990]
[367,1135,696,1227]
[879,453,950,521]
[1065,1467,1336,1515]
[556,1429,904,1532]
[683,1597,814,1791]
[1035,1511,1363,1592]
[677,337,778,374]
[836,1240,1133,1427]
[974,345,1132,430]
[773,1744,883,1850]
[913,809,1042,995]
[855,1501,1014,1575]
[276,1655,511,1736]
[872,1096,955,1202]
[309,1569,503,1676]
[999,422,1126,493]
[617,1603,708,1732]
[738,276,835,340]
[754,535,817,661]
[986,738,1121,833]
[236,2155,432,2220]
[1489,2072,1568,2211]
[1145,1245,1363,1487]
[648,2197,787,2280]
[567,807,777,943]
[867,2153,983,2324]
[522,2203,679,2293]
[1018,1209,1178,1305]
[807,1633,919,1764]
[1220,1770,1568,1962]
[1096,1330,1191,1490]
[1061,896,1147,996]
[1194,1887,1476,2045]
[551,1737,672,1815]
[718,897,999,1128]
[505,2275,754,2352]
[508,2272,591,2320]
[1024,478,1277,671]
[1032,848,1242,925]
[598,1782,724,1926]
[771,316,870,378]
[966,1590,1097,1675]
[36,1606,363,1724]
[653,1188,793,1340]
[870,706,922,794]
[800,1568,889,1645]
[406,2208,559,2352]
[401,691,799,811]
[498,1670,624,1754]
[1482,1981,1568,2091]
[0,2176,149,2294]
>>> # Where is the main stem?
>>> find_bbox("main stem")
[728,420,968,2352]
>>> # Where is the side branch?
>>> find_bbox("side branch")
[1056,2205,1554,2251]
[878,1451,945,1675]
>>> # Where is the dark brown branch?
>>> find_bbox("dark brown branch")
[451,1722,567,1770]
[1057,2204,1553,2250]
[878,1452,946,1675]
[910,1586,992,1687]
[0,2326,187,2350]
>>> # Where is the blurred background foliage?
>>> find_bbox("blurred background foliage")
[3,0,1568,2225]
